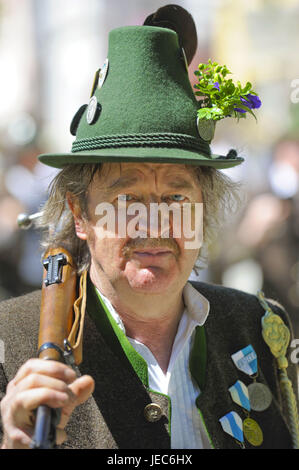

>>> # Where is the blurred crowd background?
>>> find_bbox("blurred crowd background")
[0,0,298,337]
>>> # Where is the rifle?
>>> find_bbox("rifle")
[18,212,84,448]
[30,247,77,448]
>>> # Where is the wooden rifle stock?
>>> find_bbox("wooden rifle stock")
[30,247,77,449]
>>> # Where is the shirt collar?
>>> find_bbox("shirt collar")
[182,282,210,326]
[96,281,210,334]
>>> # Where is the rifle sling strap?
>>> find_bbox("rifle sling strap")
[67,270,88,365]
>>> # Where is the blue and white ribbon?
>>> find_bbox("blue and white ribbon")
[231,345,257,376]
[219,411,244,443]
[228,380,251,412]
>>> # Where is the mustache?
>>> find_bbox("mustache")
[122,237,180,259]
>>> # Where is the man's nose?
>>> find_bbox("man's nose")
[136,201,175,239]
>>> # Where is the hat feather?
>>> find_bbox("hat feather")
[143,4,197,65]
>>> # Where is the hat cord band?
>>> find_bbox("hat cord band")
[71,133,211,156]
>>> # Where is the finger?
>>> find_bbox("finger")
[1,426,32,450]
[13,373,72,397]
[58,375,94,428]
[56,428,67,446]
[69,375,95,406]
[13,359,76,386]
[11,388,70,420]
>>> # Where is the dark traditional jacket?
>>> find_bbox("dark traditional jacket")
[0,279,297,449]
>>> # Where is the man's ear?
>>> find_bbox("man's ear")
[66,192,87,241]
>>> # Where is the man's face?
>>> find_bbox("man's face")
[76,162,203,296]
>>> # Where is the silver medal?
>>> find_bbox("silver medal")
[86,96,98,124]
[248,382,272,412]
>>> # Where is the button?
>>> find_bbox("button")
[144,403,163,422]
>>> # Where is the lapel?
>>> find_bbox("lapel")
[189,322,241,449]
[193,326,242,449]
[64,276,170,449]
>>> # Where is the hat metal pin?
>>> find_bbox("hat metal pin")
[86,96,99,125]
[98,59,109,88]
[197,117,215,142]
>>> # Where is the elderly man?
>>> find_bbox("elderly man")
[0,5,298,450]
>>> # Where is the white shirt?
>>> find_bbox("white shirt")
[96,283,212,449]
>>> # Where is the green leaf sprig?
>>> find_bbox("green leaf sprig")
[194,60,261,121]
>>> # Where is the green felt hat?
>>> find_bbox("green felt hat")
[39,18,243,169]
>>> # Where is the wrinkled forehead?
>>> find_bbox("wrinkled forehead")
[93,162,200,188]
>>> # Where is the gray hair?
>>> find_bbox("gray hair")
[37,163,242,273]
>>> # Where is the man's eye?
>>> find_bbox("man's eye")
[169,194,185,202]
[118,194,135,201]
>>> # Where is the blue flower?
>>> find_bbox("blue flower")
[213,82,220,90]
[241,93,262,109]
[234,107,247,114]
[234,93,261,114]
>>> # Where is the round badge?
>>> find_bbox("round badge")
[248,382,272,412]
[70,104,87,136]
[243,418,263,447]
[197,117,215,142]
[86,96,99,125]
[98,58,109,88]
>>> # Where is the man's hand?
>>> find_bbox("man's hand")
[0,358,94,449]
